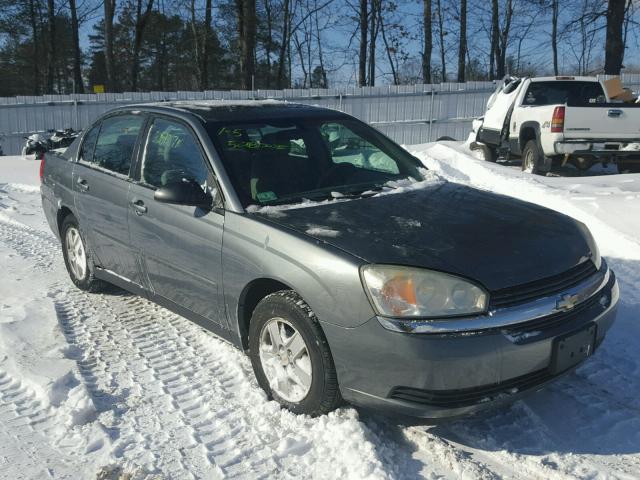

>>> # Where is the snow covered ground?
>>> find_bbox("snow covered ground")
[1,149,640,479]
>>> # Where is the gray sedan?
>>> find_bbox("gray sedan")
[41,102,618,418]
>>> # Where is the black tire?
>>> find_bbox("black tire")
[249,290,341,416]
[471,143,497,162]
[60,214,108,292]
[521,139,546,174]
[436,136,456,142]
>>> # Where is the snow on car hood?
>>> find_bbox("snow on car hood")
[254,181,596,292]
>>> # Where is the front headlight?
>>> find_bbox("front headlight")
[361,265,488,318]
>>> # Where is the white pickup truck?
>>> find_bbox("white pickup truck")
[470,76,640,174]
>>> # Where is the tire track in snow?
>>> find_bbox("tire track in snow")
[0,216,58,271]
[52,284,388,479]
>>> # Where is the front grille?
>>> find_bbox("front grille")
[490,260,597,309]
[503,292,602,335]
[389,368,552,408]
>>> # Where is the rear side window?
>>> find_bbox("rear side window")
[92,114,145,175]
[79,123,100,163]
[140,118,209,189]
[523,82,606,106]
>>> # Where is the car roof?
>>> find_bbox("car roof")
[529,76,600,83]
[116,100,350,123]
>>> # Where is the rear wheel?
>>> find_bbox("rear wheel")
[249,290,341,416]
[521,140,547,175]
[61,215,108,292]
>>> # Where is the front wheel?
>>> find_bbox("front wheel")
[249,290,341,416]
[470,143,497,162]
[61,215,108,292]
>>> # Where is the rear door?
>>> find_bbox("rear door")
[72,112,146,284]
[127,116,227,326]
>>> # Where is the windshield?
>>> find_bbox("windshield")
[207,117,424,208]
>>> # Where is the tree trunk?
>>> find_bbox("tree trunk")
[46,0,55,93]
[202,0,212,89]
[496,0,512,78]
[379,7,398,85]
[436,0,445,81]
[104,0,117,92]
[551,0,559,75]
[130,0,154,91]
[29,0,40,95]
[69,0,84,93]
[276,0,290,88]
[358,0,367,86]
[457,0,466,82]
[422,0,432,84]
[604,0,625,74]
[236,0,256,90]
[490,0,499,79]
[368,0,380,86]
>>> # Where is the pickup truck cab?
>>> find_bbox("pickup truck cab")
[471,76,640,174]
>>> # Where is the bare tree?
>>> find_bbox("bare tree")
[130,0,155,91]
[236,0,257,89]
[104,0,117,91]
[423,0,432,83]
[202,0,213,89]
[490,0,498,78]
[68,0,84,93]
[358,0,367,86]
[46,0,55,93]
[28,0,40,94]
[435,0,446,81]
[457,0,466,82]
[551,0,559,75]
[604,0,626,74]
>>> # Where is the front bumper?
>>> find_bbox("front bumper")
[323,269,618,419]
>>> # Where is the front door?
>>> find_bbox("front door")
[127,116,227,326]
[72,113,145,284]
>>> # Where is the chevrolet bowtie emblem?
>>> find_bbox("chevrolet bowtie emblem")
[557,293,580,311]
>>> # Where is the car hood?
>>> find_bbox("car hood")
[254,182,595,291]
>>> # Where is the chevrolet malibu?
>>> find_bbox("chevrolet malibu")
[41,102,619,418]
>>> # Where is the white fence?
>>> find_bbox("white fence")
[1,74,639,155]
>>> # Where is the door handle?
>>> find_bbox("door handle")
[130,199,147,216]
[608,109,623,118]
[76,178,89,192]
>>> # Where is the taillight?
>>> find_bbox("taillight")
[551,106,565,133]
[39,154,45,183]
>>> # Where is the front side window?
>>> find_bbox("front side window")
[93,114,145,175]
[208,118,423,207]
[141,118,210,190]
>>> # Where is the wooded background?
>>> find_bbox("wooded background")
[0,0,637,96]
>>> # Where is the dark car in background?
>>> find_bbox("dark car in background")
[40,102,618,418]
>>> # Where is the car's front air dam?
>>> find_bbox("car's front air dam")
[321,273,618,419]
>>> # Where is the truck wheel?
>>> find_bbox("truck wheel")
[61,215,109,292]
[471,143,497,162]
[249,290,342,416]
[521,140,546,175]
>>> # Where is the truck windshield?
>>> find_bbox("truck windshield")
[523,81,606,106]
[207,117,424,207]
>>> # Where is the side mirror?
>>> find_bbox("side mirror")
[154,180,212,208]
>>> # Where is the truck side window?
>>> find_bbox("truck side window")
[141,119,209,190]
[79,123,100,163]
[93,115,145,176]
